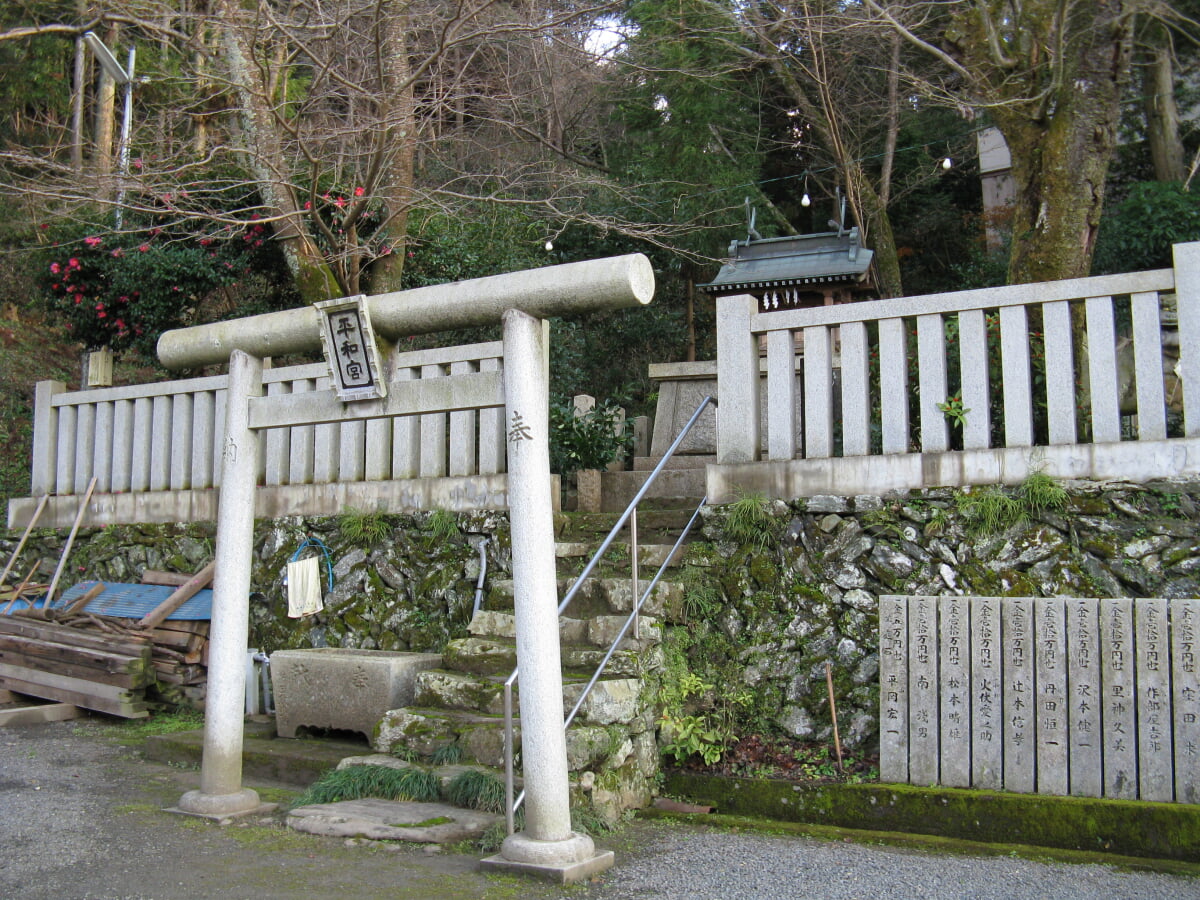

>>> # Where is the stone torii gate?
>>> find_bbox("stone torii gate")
[158,255,654,881]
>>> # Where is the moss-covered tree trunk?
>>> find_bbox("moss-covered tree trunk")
[1142,19,1185,184]
[216,0,340,304]
[365,3,416,296]
[947,0,1136,285]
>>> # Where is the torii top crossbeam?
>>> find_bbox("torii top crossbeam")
[158,255,655,369]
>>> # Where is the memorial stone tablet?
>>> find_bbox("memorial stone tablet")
[1067,598,1102,797]
[1136,599,1173,801]
[879,596,908,784]
[909,596,939,786]
[1035,597,1068,795]
[971,596,1002,789]
[1173,599,1200,804]
[939,596,970,787]
[1101,599,1137,799]
[1003,598,1035,793]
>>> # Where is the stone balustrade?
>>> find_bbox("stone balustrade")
[712,241,1200,501]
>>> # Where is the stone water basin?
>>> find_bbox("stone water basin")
[271,648,441,742]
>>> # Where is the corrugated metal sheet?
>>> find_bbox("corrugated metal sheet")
[52,581,213,620]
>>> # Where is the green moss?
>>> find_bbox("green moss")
[665,774,1200,863]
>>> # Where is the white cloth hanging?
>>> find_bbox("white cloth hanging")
[287,556,324,618]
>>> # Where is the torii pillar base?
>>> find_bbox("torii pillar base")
[480,833,614,884]
[171,788,276,822]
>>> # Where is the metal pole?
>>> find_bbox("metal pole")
[630,508,639,640]
[114,46,134,229]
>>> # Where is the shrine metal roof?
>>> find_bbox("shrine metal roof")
[697,228,873,294]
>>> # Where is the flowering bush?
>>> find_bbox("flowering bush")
[41,225,272,355]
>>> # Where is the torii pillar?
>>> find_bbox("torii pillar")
[158,255,653,881]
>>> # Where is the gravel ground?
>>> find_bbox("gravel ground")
[2,716,1198,900]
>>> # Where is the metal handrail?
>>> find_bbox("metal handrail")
[502,395,716,834]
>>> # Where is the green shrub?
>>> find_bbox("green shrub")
[548,400,632,477]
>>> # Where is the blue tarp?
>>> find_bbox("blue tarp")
[4,581,214,621]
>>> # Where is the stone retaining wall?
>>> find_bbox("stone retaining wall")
[6,480,1200,759]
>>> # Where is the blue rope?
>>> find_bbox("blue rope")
[289,537,334,593]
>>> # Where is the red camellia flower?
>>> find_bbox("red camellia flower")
[354,186,365,197]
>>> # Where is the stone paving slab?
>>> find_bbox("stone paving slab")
[287,798,500,843]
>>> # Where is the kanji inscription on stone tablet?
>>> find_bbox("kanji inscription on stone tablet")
[1067,598,1101,797]
[971,596,1002,789]
[315,295,386,402]
[939,596,970,787]
[1101,599,1136,799]
[1003,598,1034,793]
[879,596,908,784]
[1136,599,1172,801]
[1035,597,1067,795]
[909,596,938,786]
[1173,600,1200,803]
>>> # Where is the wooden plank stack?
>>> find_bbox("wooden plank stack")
[0,567,215,718]
[0,611,154,718]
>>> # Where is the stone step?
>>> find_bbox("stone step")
[414,668,508,716]
[376,687,655,773]
[440,635,659,681]
[555,541,686,570]
[413,667,650,726]
[467,610,661,651]
[554,508,702,544]
[599,468,706,513]
[484,577,682,620]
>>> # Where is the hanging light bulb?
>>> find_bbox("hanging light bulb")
[941,157,953,171]
[801,192,811,207]
[544,240,554,251]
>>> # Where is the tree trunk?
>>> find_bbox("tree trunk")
[93,25,118,191]
[216,0,339,303]
[1143,21,1185,183]
[365,3,416,296]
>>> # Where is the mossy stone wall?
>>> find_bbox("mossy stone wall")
[7,479,1200,758]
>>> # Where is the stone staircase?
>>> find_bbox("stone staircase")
[373,513,697,824]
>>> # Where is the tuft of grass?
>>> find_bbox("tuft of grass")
[430,742,464,766]
[1019,471,1068,515]
[679,565,723,623]
[955,486,1024,535]
[391,745,418,763]
[445,769,506,813]
[475,808,524,853]
[724,490,776,550]
[293,764,441,808]
[338,507,392,544]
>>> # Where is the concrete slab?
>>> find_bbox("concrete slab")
[165,801,279,822]
[287,798,500,843]
[479,849,615,884]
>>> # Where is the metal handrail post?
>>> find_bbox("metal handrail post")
[562,497,706,730]
[504,677,516,834]
[630,507,639,640]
